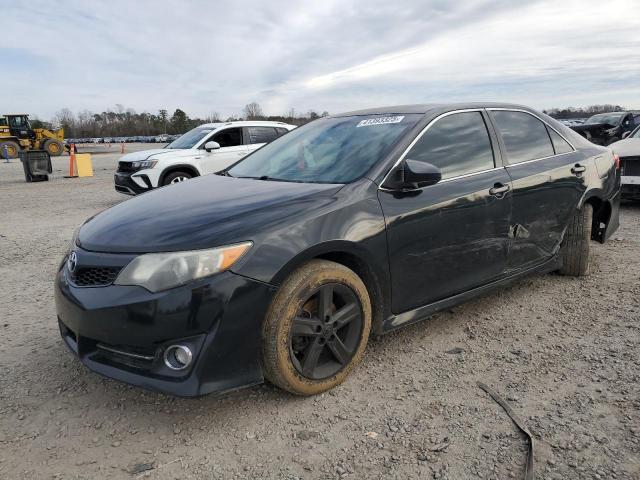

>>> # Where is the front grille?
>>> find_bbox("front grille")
[117,161,138,173]
[621,157,640,176]
[70,266,121,287]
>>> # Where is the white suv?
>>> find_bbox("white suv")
[114,121,296,195]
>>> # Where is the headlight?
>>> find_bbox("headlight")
[114,242,252,292]
[60,226,80,269]
[132,160,157,169]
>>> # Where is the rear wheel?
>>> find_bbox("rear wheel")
[262,260,372,395]
[162,171,193,186]
[43,139,64,156]
[0,141,20,159]
[558,203,593,276]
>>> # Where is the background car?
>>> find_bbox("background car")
[611,124,640,200]
[571,111,638,145]
[114,121,295,195]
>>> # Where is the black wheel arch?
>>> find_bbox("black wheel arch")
[270,240,390,335]
[580,190,612,243]
[159,164,200,185]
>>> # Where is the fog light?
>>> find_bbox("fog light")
[164,345,193,370]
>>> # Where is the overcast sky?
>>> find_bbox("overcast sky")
[3,0,639,120]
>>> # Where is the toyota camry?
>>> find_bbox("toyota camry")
[55,103,620,397]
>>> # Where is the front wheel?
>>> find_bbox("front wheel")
[558,203,593,276]
[162,171,193,186]
[262,260,372,395]
[43,139,64,156]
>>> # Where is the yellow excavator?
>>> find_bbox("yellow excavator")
[0,114,65,158]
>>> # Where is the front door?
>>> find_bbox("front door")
[379,110,512,314]
[200,127,248,174]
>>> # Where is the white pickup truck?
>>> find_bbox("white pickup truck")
[114,121,295,195]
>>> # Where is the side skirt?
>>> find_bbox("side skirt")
[382,254,561,333]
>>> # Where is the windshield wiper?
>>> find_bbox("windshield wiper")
[236,175,272,180]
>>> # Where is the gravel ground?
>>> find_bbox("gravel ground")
[0,149,638,479]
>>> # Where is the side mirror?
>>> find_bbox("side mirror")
[384,159,442,190]
[622,131,631,139]
[204,141,221,152]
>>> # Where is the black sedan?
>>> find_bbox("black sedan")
[55,103,620,397]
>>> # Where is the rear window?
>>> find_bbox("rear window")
[247,127,279,144]
[547,127,573,155]
[492,111,554,164]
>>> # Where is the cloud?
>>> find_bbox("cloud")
[1,0,639,120]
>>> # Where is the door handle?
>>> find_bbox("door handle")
[489,183,510,197]
[571,164,586,175]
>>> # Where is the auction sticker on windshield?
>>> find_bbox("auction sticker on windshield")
[357,116,405,127]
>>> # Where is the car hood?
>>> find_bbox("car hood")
[119,148,195,162]
[610,138,640,157]
[78,175,343,253]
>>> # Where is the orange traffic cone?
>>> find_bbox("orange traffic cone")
[64,144,78,178]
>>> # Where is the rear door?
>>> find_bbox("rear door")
[488,109,586,272]
[378,110,513,313]
[200,127,248,174]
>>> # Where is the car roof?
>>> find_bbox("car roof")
[196,121,295,129]
[331,102,542,117]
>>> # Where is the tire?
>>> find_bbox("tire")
[558,203,593,276]
[162,170,193,186]
[43,139,64,156]
[0,140,20,159]
[262,259,372,396]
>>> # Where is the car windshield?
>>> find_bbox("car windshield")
[632,126,640,139]
[166,127,216,149]
[228,114,421,183]
[584,113,623,126]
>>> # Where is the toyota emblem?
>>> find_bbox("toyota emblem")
[67,251,78,273]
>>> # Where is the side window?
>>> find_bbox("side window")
[247,127,278,144]
[276,127,289,136]
[547,127,573,155]
[405,111,495,180]
[211,128,242,148]
[492,111,554,164]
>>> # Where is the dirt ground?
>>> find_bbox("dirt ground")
[0,149,638,479]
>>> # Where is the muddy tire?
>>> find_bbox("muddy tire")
[262,259,372,396]
[0,141,20,159]
[43,139,64,156]
[558,203,593,276]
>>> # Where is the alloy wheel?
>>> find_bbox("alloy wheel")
[288,283,363,380]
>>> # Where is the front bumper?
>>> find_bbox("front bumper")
[54,255,277,397]
[114,171,152,195]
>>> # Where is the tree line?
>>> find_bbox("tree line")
[30,102,635,137]
[31,103,329,138]
[543,104,628,120]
